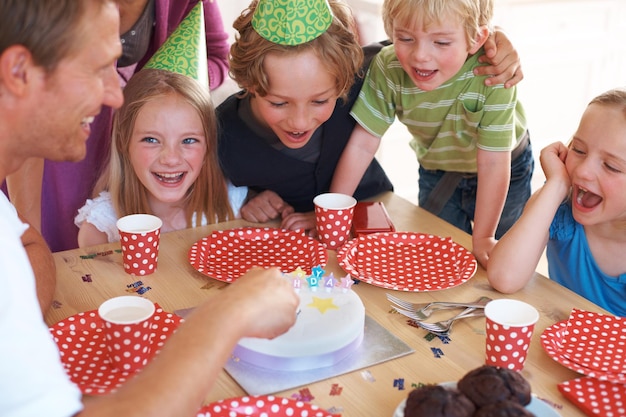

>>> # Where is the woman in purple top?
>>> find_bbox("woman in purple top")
[4,0,230,252]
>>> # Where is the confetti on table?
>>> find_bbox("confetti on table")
[361,370,376,382]
[431,347,444,358]
[423,332,436,341]
[393,378,405,390]
[329,383,343,396]
[326,406,344,414]
[291,388,314,402]
[80,250,118,259]
[136,286,151,295]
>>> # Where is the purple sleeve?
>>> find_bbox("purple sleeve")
[202,0,230,89]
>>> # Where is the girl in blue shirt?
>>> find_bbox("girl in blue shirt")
[489,88,626,316]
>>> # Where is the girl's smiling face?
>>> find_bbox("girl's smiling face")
[249,49,339,149]
[566,103,626,225]
[129,92,206,206]
[391,14,487,91]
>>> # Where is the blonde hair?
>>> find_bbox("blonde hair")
[95,68,234,225]
[228,0,363,102]
[382,0,493,47]
[588,87,626,119]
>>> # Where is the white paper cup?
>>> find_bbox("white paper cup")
[98,296,156,372]
[313,193,357,250]
[117,214,162,276]
[484,299,539,371]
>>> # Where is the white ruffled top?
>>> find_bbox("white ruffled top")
[75,183,247,243]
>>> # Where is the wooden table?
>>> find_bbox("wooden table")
[45,192,602,416]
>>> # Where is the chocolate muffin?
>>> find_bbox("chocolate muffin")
[457,365,532,408]
[404,384,476,417]
[474,400,535,417]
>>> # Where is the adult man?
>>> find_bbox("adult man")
[0,1,298,415]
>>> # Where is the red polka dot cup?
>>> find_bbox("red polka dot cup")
[117,214,162,276]
[98,296,156,373]
[313,193,357,250]
[485,299,539,371]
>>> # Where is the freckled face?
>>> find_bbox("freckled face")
[128,93,206,206]
[249,50,339,149]
[392,14,482,91]
[565,103,626,225]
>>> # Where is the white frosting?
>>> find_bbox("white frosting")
[235,284,365,371]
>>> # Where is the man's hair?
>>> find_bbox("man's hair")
[382,0,493,47]
[228,0,363,102]
[0,0,106,71]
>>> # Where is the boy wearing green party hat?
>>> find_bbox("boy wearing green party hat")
[217,0,522,236]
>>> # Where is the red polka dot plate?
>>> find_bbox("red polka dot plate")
[188,227,328,282]
[541,309,626,384]
[197,395,340,417]
[558,377,626,417]
[49,305,182,395]
[336,232,477,291]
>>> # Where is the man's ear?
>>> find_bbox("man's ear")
[0,45,33,96]
[468,25,490,55]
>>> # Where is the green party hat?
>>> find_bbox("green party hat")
[252,0,333,46]
[144,2,208,88]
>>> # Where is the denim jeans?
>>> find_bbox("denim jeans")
[418,142,534,239]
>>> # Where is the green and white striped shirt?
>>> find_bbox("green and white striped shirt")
[351,44,527,173]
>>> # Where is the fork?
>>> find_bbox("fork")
[387,294,491,320]
[413,308,485,335]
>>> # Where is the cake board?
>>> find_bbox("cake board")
[223,315,414,396]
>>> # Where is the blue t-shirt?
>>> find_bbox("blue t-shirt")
[547,202,626,316]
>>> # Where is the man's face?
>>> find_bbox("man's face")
[28,0,123,162]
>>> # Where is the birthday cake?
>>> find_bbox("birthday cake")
[233,267,365,371]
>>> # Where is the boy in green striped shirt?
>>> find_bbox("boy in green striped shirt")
[330,0,533,268]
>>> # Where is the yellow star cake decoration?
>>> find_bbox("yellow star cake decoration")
[307,296,339,314]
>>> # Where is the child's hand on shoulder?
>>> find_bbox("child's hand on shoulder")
[475,28,523,89]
